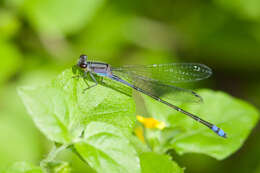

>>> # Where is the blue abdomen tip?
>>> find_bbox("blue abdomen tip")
[211,125,227,138]
[218,129,226,137]
[212,125,218,132]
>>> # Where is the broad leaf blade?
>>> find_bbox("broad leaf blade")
[18,86,74,143]
[18,69,135,143]
[143,89,259,159]
[140,152,183,173]
[75,122,140,173]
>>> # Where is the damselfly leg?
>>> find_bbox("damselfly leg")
[82,72,98,93]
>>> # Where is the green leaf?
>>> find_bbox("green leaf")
[140,152,183,173]
[74,122,140,173]
[143,89,259,160]
[128,135,150,154]
[18,69,135,143]
[22,0,105,34]
[4,162,43,173]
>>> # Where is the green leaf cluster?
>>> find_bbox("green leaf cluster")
[14,68,259,172]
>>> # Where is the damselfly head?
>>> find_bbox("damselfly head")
[77,54,88,69]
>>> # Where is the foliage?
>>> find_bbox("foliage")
[143,89,259,159]
[13,67,259,172]
[1,0,260,172]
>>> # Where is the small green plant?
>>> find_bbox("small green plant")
[8,67,258,173]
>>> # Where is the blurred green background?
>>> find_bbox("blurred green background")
[0,0,260,172]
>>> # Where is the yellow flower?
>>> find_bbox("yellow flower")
[136,115,166,130]
[134,126,145,143]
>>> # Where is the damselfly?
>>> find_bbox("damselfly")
[75,54,226,138]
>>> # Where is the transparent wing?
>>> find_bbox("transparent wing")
[112,63,212,84]
[112,70,203,104]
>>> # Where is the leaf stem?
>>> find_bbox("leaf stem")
[68,145,88,164]
[40,143,70,173]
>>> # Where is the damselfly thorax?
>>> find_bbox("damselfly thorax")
[78,54,113,77]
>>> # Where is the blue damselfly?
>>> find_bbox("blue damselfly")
[76,54,226,138]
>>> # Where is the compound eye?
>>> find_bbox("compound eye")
[80,54,87,60]
[80,63,87,68]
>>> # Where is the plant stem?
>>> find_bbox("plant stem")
[40,143,70,173]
